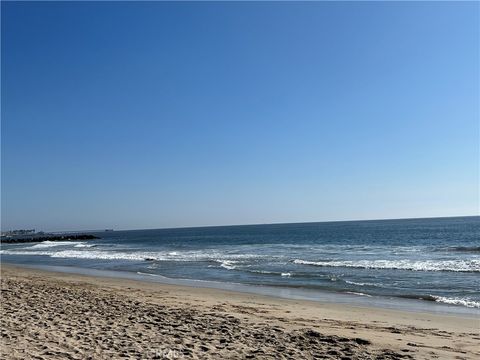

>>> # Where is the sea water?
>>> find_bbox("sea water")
[2,216,479,311]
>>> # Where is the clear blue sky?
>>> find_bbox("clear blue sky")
[2,2,479,231]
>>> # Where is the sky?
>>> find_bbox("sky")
[1,1,479,232]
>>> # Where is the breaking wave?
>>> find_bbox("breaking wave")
[74,243,96,248]
[292,259,480,272]
[27,241,84,249]
[218,260,237,270]
[432,296,480,309]
[399,294,480,308]
[0,248,266,264]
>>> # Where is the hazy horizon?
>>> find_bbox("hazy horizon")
[2,2,479,232]
[2,214,478,234]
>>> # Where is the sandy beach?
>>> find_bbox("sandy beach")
[1,264,478,359]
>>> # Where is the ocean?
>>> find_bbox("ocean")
[2,216,479,312]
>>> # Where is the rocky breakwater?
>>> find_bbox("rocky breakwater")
[0,234,100,244]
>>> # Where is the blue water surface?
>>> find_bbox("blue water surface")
[2,216,479,310]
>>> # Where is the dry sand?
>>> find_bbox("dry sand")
[1,264,478,359]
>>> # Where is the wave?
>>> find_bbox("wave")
[237,269,293,278]
[74,243,96,248]
[0,249,266,264]
[398,294,480,309]
[345,280,380,287]
[437,246,480,253]
[432,296,480,309]
[292,259,480,272]
[218,260,237,270]
[0,249,164,261]
[28,241,84,249]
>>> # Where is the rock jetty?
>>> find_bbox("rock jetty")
[0,234,100,244]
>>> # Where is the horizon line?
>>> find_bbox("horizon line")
[36,214,480,234]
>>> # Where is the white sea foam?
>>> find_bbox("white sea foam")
[292,259,480,272]
[345,280,379,287]
[345,291,372,297]
[218,260,237,270]
[0,248,266,263]
[0,249,164,261]
[246,270,292,277]
[74,243,95,248]
[52,250,155,260]
[29,241,83,249]
[432,296,480,309]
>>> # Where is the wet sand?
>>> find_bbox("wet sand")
[1,264,478,359]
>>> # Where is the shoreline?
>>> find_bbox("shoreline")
[3,260,478,316]
[1,263,479,359]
